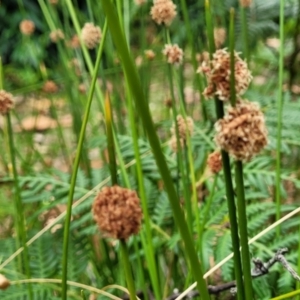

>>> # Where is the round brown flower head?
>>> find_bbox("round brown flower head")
[163,44,183,65]
[144,49,156,61]
[19,20,35,36]
[214,27,226,49]
[196,51,210,64]
[0,90,14,115]
[214,100,268,161]
[49,29,64,43]
[197,49,252,101]
[170,115,193,152]
[43,80,58,94]
[240,0,252,7]
[207,150,222,174]
[93,186,143,240]
[0,274,10,290]
[81,23,101,49]
[135,0,147,5]
[68,34,80,49]
[150,0,177,26]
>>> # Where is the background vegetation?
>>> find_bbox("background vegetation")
[1,0,300,299]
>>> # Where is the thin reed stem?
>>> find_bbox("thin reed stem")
[275,0,285,237]
[101,1,211,298]
[61,21,107,300]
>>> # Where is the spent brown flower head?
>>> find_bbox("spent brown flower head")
[198,49,252,101]
[207,150,222,174]
[163,44,183,65]
[196,51,210,64]
[214,100,268,161]
[0,90,14,115]
[81,23,101,49]
[135,0,147,5]
[67,35,80,49]
[19,20,35,36]
[144,49,156,60]
[43,80,58,94]
[150,0,177,26]
[240,0,252,7]
[170,115,193,152]
[0,274,10,290]
[49,29,64,43]
[93,186,143,240]
[214,27,227,49]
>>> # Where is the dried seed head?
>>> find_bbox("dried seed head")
[78,83,86,94]
[163,44,183,65]
[19,20,35,36]
[240,0,252,7]
[171,115,194,140]
[81,23,101,49]
[43,80,58,94]
[0,274,10,290]
[49,29,64,43]
[135,0,147,5]
[0,90,14,115]
[197,49,252,101]
[67,34,80,49]
[214,27,227,49]
[150,0,177,26]
[214,100,268,161]
[144,49,156,60]
[93,186,143,240]
[169,135,184,153]
[207,150,222,174]
[196,51,210,63]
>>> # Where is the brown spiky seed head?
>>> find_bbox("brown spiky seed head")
[207,150,222,174]
[144,49,156,60]
[49,29,64,43]
[163,44,183,65]
[214,27,227,49]
[171,115,194,140]
[19,20,35,36]
[214,100,268,161]
[240,0,252,7]
[197,49,252,101]
[135,0,147,5]
[0,90,14,115]
[0,274,10,290]
[43,80,58,94]
[150,0,177,26]
[93,186,143,240]
[81,23,102,49]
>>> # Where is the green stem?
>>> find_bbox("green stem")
[235,161,253,299]
[101,1,211,298]
[240,5,250,62]
[229,8,237,107]
[205,2,245,298]
[61,20,107,300]
[120,240,136,300]
[275,0,285,237]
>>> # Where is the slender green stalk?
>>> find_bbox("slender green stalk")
[61,21,107,300]
[235,161,253,299]
[205,2,245,299]
[101,1,211,298]
[229,8,237,107]
[275,0,285,237]
[271,289,300,300]
[105,93,118,185]
[120,240,137,300]
[240,6,250,62]
[126,88,161,299]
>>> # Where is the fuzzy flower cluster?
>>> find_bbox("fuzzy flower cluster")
[163,44,183,65]
[207,150,222,174]
[170,115,193,152]
[214,27,226,49]
[92,186,142,240]
[43,80,58,94]
[150,0,177,26]
[49,29,64,43]
[19,20,35,36]
[0,90,14,115]
[198,49,252,101]
[214,100,268,161]
[81,23,102,49]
